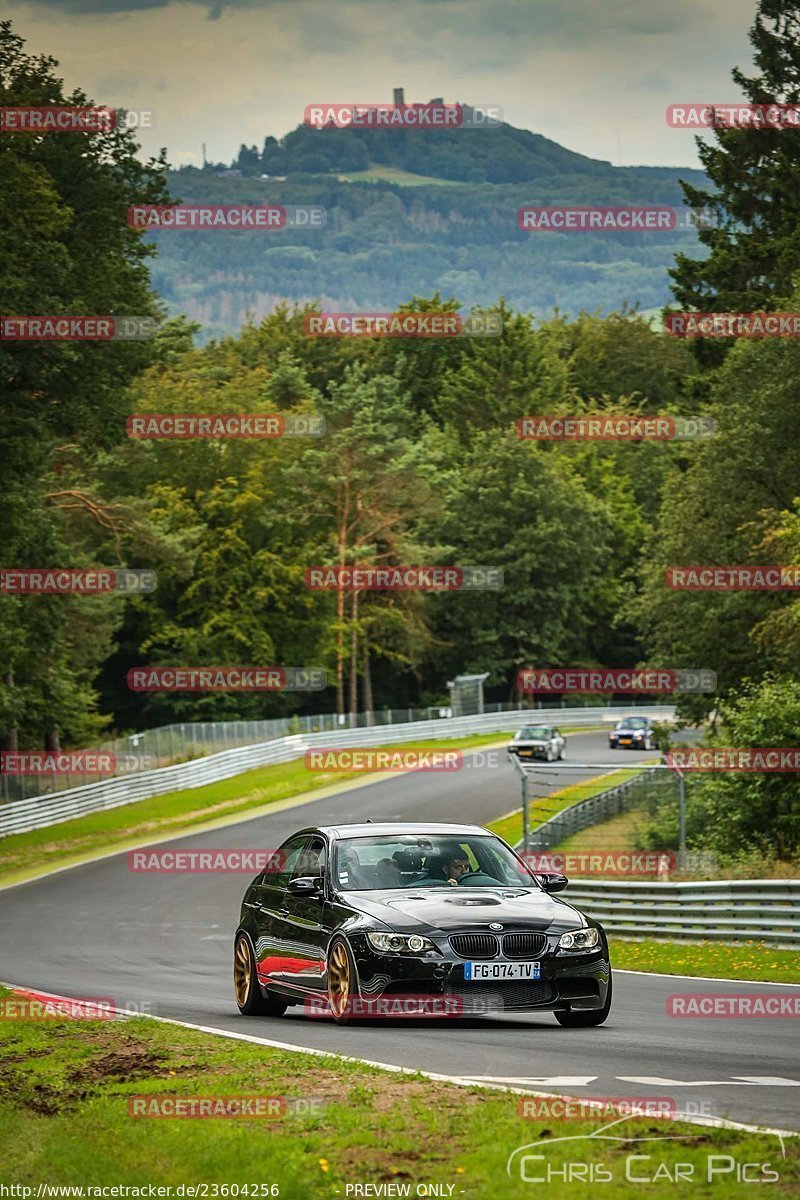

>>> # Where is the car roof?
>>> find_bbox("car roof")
[294,822,490,840]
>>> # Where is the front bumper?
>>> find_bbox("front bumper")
[509,745,549,760]
[348,933,610,1014]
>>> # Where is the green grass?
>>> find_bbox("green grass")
[336,165,463,186]
[555,799,800,880]
[611,938,800,984]
[488,766,646,847]
[0,731,511,887]
[0,986,795,1194]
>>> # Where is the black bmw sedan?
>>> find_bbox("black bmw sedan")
[234,822,612,1026]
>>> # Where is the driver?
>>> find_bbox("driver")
[443,851,471,885]
[443,846,504,887]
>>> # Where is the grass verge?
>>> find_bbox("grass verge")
[0,986,795,1195]
[611,938,799,984]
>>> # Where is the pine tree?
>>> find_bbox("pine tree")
[670,1,800,343]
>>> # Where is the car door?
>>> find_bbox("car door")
[248,834,311,988]
[269,834,331,996]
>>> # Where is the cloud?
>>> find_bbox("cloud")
[6,0,756,168]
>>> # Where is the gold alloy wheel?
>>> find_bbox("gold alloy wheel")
[234,936,252,1007]
[328,940,351,1018]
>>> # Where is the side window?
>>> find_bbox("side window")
[293,836,327,882]
[263,836,310,888]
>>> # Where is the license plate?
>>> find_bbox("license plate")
[619,738,632,745]
[464,961,540,981]
[519,750,532,757]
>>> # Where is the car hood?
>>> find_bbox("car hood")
[346,887,583,934]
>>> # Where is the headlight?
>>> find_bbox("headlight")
[366,932,434,954]
[558,927,600,952]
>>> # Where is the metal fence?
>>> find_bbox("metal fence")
[0,705,676,838]
[525,767,676,851]
[0,695,668,806]
[564,879,800,948]
[512,768,800,947]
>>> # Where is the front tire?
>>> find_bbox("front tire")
[326,936,358,1025]
[554,975,612,1027]
[234,933,287,1016]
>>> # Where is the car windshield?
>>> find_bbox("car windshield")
[334,833,537,892]
[616,718,647,729]
[517,726,551,739]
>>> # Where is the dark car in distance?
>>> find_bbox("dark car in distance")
[608,715,658,751]
[234,822,612,1026]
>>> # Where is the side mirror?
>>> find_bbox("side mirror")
[287,876,323,897]
[535,872,569,893]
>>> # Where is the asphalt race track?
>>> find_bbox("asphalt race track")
[1,729,798,1133]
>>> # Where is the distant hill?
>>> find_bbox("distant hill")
[150,107,709,340]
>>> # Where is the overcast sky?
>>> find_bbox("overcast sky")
[6,0,758,168]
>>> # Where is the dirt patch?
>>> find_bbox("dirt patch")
[369,1078,485,1114]
[0,1049,52,1065]
[73,1050,166,1084]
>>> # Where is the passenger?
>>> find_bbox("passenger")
[338,847,368,889]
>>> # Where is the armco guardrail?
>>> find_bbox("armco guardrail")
[564,879,800,949]
[0,705,674,837]
[1,695,669,805]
